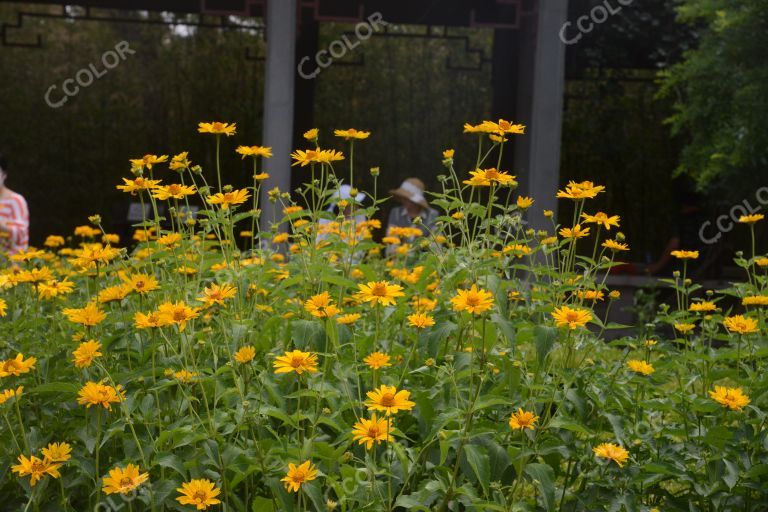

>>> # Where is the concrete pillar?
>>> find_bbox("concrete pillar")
[514,0,568,232]
[260,0,297,232]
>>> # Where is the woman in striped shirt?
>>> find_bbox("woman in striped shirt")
[0,153,29,255]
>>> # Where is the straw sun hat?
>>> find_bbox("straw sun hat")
[389,178,428,208]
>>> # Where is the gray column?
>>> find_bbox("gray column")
[260,0,297,233]
[514,0,568,233]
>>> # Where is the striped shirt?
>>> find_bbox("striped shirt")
[0,191,29,254]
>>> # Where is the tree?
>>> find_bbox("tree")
[659,0,768,194]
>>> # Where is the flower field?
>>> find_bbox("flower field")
[0,120,767,511]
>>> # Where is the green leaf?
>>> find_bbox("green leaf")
[154,453,187,478]
[252,497,275,512]
[290,320,325,352]
[29,382,80,395]
[534,326,557,367]
[524,463,555,511]
[723,459,740,489]
[461,444,490,494]
[491,313,516,346]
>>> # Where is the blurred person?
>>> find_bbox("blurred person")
[0,152,29,255]
[318,184,367,241]
[387,177,438,239]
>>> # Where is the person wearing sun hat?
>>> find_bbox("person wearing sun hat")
[387,177,439,243]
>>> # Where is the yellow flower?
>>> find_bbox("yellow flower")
[334,128,371,140]
[574,290,604,302]
[304,291,341,318]
[581,212,620,230]
[516,196,534,209]
[407,313,435,329]
[551,306,592,329]
[365,385,416,415]
[206,189,251,209]
[0,386,23,405]
[198,121,236,136]
[723,315,759,334]
[626,359,654,375]
[197,283,237,308]
[44,235,66,247]
[74,225,101,238]
[16,266,55,284]
[738,214,764,224]
[556,180,605,200]
[134,311,172,329]
[463,168,516,187]
[62,302,107,327]
[41,442,72,463]
[103,463,149,495]
[593,443,629,467]
[11,248,46,262]
[709,386,750,411]
[674,323,696,334]
[281,461,318,493]
[742,295,768,307]
[174,369,198,383]
[11,454,61,487]
[157,233,183,247]
[689,301,717,312]
[97,285,130,303]
[412,297,438,312]
[363,352,391,370]
[121,272,160,295]
[169,151,191,171]
[503,244,532,258]
[254,172,270,180]
[559,224,590,240]
[77,381,125,411]
[290,148,345,167]
[236,145,272,158]
[352,414,394,449]
[37,279,76,300]
[303,128,319,141]
[671,250,699,260]
[116,177,162,195]
[756,257,768,267]
[72,340,102,368]
[442,149,455,159]
[234,346,256,364]
[129,154,168,171]
[273,350,319,375]
[508,408,539,430]
[0,353,37,377]
[451,285,494,315]
[177,479,222,509]
[102,233,120,245]
[356,281,405,307]
[157,301,200,332]
[152,184,197,201]
[337,313,361,325]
